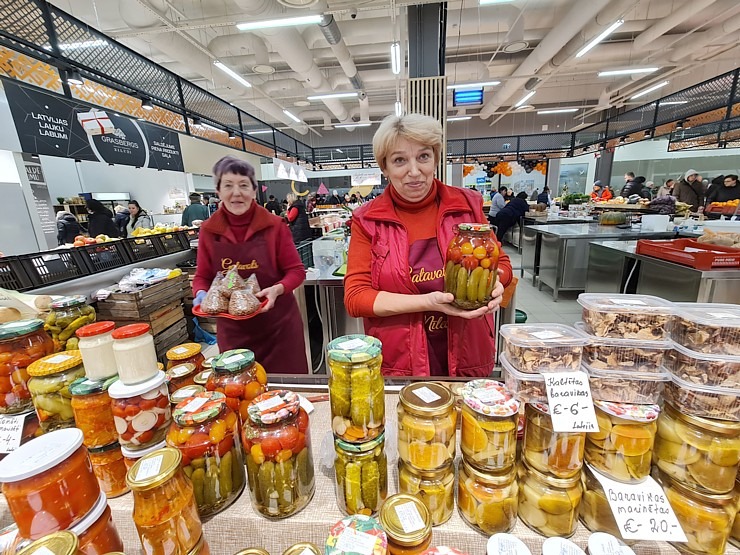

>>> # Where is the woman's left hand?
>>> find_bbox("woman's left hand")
[256,284,284,313]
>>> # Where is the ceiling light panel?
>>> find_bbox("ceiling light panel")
[537,108,579,114]
[237,15,323,31]
[514,91,536,107]
[306,92,358,100]
[283,110,302,123]
[391,42,401,75]
[631,81,669,99]
[576,20,624,58]
[598,67,659,77]
[446,81,500,90]
[447,116,472,121]
[214,61,251,88]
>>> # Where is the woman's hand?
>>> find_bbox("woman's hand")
[256,284,285,313]
[427,269,506,319]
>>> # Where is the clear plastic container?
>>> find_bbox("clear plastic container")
[577,293,673,340]
[70,376,118,448]
[671,303,740,355]
[500,354,547,403]
[75,321,117,381]
[69,492,124,555]
[334,433,387,516]
[523,403,585,479]
[111,324,159,385]
[88,442,129,498]
[27,351,86,432]
[45,295,96,351]
[664,370,740,421]
[499,324,586,373]
[398,459,454,526]
[579,464,624,539]
[584,362,670,404]
[575,321,670,373]
[653,402,740,494]
[457,458,517,535]
[379,493,432,555]
[666,342,740,389]
[207,349,267,423]
[109,371,171,450]
[166,343,205,373]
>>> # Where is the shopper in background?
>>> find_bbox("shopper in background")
[537,186,551,206]
[657,179,675,197]
[489,186,508,220]
[85,199,119,238]
[706,174,740,205]
[347,194,360,209]
[674,169,705,212]
[285,192,312,244]
[326,189,342,205]
[493,191,530,242]
[638,178,652,199]
[126,200,154,235]
[590,180,604,200]
[306,193,317,214]
[192,156,308,373]
[56,211,80,245]
[705,175,724,201]
[345,113,512,377]
[620,172,643,197]
[601,184,614,201]
[181,192,210,226]
[113,205,130,238]
[264,195,282,216]
[208,196,219,215]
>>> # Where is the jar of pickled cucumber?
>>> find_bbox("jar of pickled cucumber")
[45,295,96,351]
[27,351,86,432]
[653,402,740,494]
[524,403,586,479]
[334,433,387,516]
[444,223,500,310]
[457,457,517,535]
[397,383,455,472]
[585,401,659,483]
[328,335,384,443]
[241,390,314,519]
[460,380,520,472]
[166,391,245,517]
[207,349,267,424]
[518,458,582,538]
[579,464,623,539]
[379,493,432,555]
[655,468,737,555]
[398,459,454,526]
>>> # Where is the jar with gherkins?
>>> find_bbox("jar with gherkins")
[44,295,95,351]
[27,350,86,432]
[166,391,246,517]
[241,390,314,519]
[398,459,454,526]
[524,403,586,479]
[328,335,384,443]
[335,433,387,516]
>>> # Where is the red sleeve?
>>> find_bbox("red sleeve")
[274,224,306,294]
[193,230,216,294]
[287,207,298,223]
[344,221,380,318]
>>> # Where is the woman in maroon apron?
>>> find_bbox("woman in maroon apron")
[192,156,308,374]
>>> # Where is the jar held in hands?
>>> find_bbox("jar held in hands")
[444,224,499,310]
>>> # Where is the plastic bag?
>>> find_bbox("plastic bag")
[244,274,261,295]
[200,273,228,314]
[222,266,246,297]
[192,317,217,345]
[228,289,262,316]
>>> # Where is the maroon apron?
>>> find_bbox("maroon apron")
[210,235,309,374]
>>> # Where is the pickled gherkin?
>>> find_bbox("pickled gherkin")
[258,461,275,507]
[329,363,351,417]
[334,433,387,516]
[361,462,379,510]
[296,447,314,495]
[351,367,372,428]
[345,463,364,514]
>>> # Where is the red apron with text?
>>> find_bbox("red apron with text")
[210,236,309,374]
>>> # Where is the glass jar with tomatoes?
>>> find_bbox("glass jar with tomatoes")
[165,363,198,396]
[166,343,205,373]
[0,320,54,414]
[166,391,245,517]
[109,371,172,451]
[207,349,267,423]
[444,223,500,310]
[242,390,315,519]
[70,376,118,449]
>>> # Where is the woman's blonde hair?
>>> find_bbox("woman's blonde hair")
[286,193,297,204]
[372,113,443,172]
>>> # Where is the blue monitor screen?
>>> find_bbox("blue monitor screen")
[453,88,484,106]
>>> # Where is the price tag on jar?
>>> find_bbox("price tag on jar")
[544,371,598,433]
[182,397,208,413]
[0,414,25,454]
[34,548,54,555]
[394,501,426,533]
[412,386,441,404]
[588,465,687,542]
[136,454,164,482]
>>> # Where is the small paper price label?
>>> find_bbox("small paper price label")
[412,386,441,404]
[256,395,284,412]
[135,454,164,482]
[588,465,687,542]
[394,501,426,533]
[182,396,208,413]
[0,414,25,454]
[544,371,598,433]
[338,338,367,351]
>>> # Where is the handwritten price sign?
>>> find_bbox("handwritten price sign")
[544,371,598,433]
[0,414,25,454]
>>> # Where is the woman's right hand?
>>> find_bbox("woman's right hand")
[425,291,499,320]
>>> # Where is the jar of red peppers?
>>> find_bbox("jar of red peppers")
[242,390,315,518]
[0,319,53,414]
[444,224,500,310]
[167,343,205,372]
[88,442,129,498]
[166,363,198,395]
[207,349,267,423]
[68,492,124,554]
[70,376,118,449]
[109,371,171,451]
[166,391,246,517]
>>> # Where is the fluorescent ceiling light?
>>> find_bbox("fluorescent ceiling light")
[480,0,515,4]
[335,149,344,153]
[59,39,107,50]
[247,129,273,135]
[576,19,624,58]
[236,15,323,31]
[661,100,688,105]
[631,80,669,99]
[335,123,372,128]
[391,42,401,75]
[598,67,659,77]
[395,101,403,117]
[447,81,500,90]
[514,91,536,107]
[447,116,472,121]
[283,109,302,123]
[214,61,251,88]
[306,92,358,100]
[537,108,579,114]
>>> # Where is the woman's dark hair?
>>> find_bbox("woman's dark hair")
[129,200,147,226]
[86,199,110,215]
[516,191,529,199]
[542,186,550,192]
[213,156,257,190]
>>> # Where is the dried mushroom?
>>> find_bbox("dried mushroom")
[584,345,665,373]
[582,309,670,340]
[666,348,740,389]
[500,325,585,374]
[587,370,666,404]
[664,379,740,421]
[672,317,740,356]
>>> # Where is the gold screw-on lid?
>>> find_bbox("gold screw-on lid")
[282,543,321,555]
[27,351,83,377]
[234,549,271,555]
[16,531,79,555]
[378,493,432,547]
[399,382,453,417]
[126,446,182,491]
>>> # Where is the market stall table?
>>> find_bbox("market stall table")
[507,213,593,253]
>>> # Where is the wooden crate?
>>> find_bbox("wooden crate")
[99,300,185,336]
[97,274,188,319]
[155,319,189,361]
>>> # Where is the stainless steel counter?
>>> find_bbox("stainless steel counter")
[504,214,593,252]
[587,240,740,303]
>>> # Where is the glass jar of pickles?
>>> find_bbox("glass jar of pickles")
[166,343,205,372]
[653,402,740,494]
[585,401,659,482]
[397,383,455,472]
[207,349,267,423]
[328,335,384,443]
[524,403,586,479]
[109,371,171,451]
[242,390,314,519]
[518,459,582,538]
[27,351,86,432]
[655,469,737,555]
[70,376,118,448]
[335,433,388,516]
[75,321,117,381]
[45,295,96,351]
[379,494,432,555]
[0,319,54,414]
[88,442,129,498]
[444,223,500,310]
[127,446,203,555]
[398,459,454,526]
[457,458,517,535]
[166,391,245,517]
[460,380,520,472]
[579,464,623,538]
[166,363,198,395]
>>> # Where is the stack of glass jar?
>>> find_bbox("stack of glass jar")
[327,334,387,516]
[206,349,268,423]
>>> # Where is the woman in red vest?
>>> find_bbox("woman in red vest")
[345,114,513,377]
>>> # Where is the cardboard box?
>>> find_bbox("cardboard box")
[76,109,115,136]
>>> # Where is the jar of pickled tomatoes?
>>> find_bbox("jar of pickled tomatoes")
[444,223,500,310]
[70,376,118,448]
[0,319,53,414]
[166,343,205,373]
[109,371,171,451]
[207,349,267,423]
[166,363,198,395]
[241,390,314,518]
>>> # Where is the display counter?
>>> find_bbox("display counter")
[507,214,594,252]
[521,224,676,300]
[586,240,740,302]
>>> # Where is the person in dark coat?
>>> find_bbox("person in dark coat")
[56,211,80,245]
[536,186,551,207]
[674,169,705,212]
[85,199,119,238]
[492,192,530,241]
[706,174,740,205]
[326,190,342,205]
[114,205,130,238]
[620,172,643,197]
[264,195,282,216]
[285,193,312,243]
